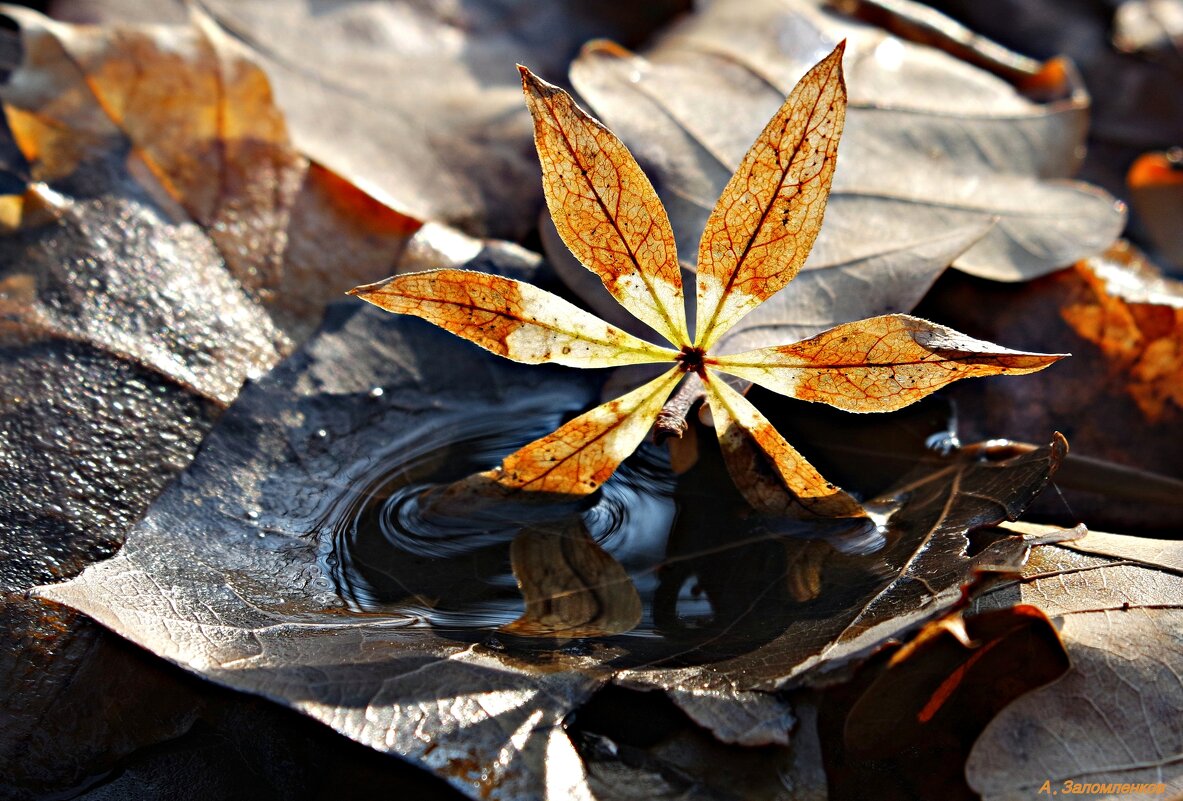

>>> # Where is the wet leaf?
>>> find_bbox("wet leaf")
[966,526,1183,798]
[355,51,1059,518]
[619,434,1066,693]
[505,521,642,639]
[562,0,1123,319]
[37,308,612,801]
[34,304,1066,800]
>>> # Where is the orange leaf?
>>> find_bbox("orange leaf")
[520,65,690,347]
[694,42,847,351]
[349,269,676,368]
[702,371,867,519]
[475,367,682,497]
[712,314,1065,412]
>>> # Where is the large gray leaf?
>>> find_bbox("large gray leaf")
[37,297,1064,798]
[561,0,1123,324]
[37,307,610,801]
[967,527,1183,798]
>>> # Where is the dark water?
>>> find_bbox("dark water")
[318,395,904,662]
[321,423,678,635]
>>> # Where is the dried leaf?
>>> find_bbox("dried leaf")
[504,521,642,638]
[694,42,845,351]
[355,44,1057,515]
[454,367,683,499]
[521,67,688,346]
[49,0,690,241]
[714,314,1065,412]
[1060,242,1183,422]
[967,528,1183,798]
[349,269,675,368]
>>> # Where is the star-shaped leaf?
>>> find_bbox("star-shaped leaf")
[351,45,1062,523]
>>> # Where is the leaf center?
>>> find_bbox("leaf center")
[676,345,707,376]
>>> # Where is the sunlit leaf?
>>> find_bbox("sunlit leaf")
[348,269,674,369]
[520,67,689,347]
[353,42,1059,519]
[695,42,846,351]
[713,314,1066,412]
[445,367,683,500]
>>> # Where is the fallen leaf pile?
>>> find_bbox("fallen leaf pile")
[351,45,1060,523]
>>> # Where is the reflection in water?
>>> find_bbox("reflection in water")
[320,398,907,666]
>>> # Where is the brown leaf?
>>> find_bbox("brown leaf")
[51,0,691,242]
[521,66,688,346]
[702,372,867,519]
[967,528,1183,798]
[1,7,305,299]
[822,605,1069,801]
[503,521,642,638]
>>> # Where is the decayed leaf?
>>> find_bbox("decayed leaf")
[966,526,1183,798]
[563,0,1123,311]
[822,604,1069,801]
[1060,242,1183,422]
[353,47,1060,525]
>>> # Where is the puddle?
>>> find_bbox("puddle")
[318,399,900,664]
